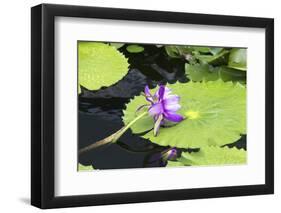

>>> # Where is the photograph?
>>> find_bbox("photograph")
[29,3,274,209]
[78,41,247,171]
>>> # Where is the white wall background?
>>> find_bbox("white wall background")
[0,0,279,212]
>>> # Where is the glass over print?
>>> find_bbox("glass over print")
[78,41,247,171]
[31,4,274,208]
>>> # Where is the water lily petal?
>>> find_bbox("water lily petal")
[164,95,180,103]
[163,87,172,99]
[164,112,184,122]
[155,86,171,99]
[163,95,181,111]
[141,84,183,136]
[148,103,164,116]
[144,85,151,96]
[158,85,165,101]
[165,104,181,112]
[144,85,154,104]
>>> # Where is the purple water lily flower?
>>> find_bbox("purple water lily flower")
[144,85,184,136]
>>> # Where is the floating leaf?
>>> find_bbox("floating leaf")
[126,45,145,53]
[209,47,224,55]
[165,46,193,58]
[123,80,246,148]
[185,64,219,82]
[218,66,246,83]
[228,48,247,71]
[185,64,246,83]
[195,49,229,65]
[167,160,185,167]
[110,42,125,49]
[123,97,154,133]
[78,163,94,171]
[78,42,129,90]
[176,146,246,166]
[78,85,81,94]
[165,46,228,64]
[192,47,224,55]
[192,46,210,53]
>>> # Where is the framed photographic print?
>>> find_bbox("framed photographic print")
[31,3,274,209]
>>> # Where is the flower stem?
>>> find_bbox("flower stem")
[79,111,148,155]
[112,111,148,143]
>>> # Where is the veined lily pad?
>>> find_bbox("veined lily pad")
[165,46,193,58]
[192,47,224,55]
[126,45,145,53]
[122,96,154,133]
[78,85,81,94]
[191,46,210,53]
[185,63,246,83]
[78,42,129,91]
[185,64,219,82]
[209,47,224,55]
[109,42,124,49]
[169,146,246,166]
[195,49,229,65]
[165,46,224,58]
[167,160,185,167]
[123,80,246,148]
[228,48,247,71]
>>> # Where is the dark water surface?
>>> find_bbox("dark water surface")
[78,44,246,170]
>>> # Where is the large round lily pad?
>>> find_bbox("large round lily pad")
[123,80,246,148]
[78,42,129,91]
[168,146,246,167]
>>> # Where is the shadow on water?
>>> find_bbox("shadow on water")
[78,43,246,170]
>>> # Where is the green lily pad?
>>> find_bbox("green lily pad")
[178,146,247,166]
[165,46,193,58]
[228,48,247,71]
[123,80,246,148]
[78,85,81,94]
[78,42,129,90]
[218,66,246,83]
[109,42,124,49]
[165,46,227,64]
[78,163,94,171]
[122,96,154,133]
[126,45,144,53]
[195,49,229,65]
[185,64,246,83]
[209,47,224,55]
[185,64,219,82]
[167,160,185,167]
[192,46,210,53]
[191,47,224,55]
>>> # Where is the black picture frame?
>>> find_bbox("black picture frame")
[31,3,274,209]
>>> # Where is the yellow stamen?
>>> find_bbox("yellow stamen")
[185,110,200,120]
